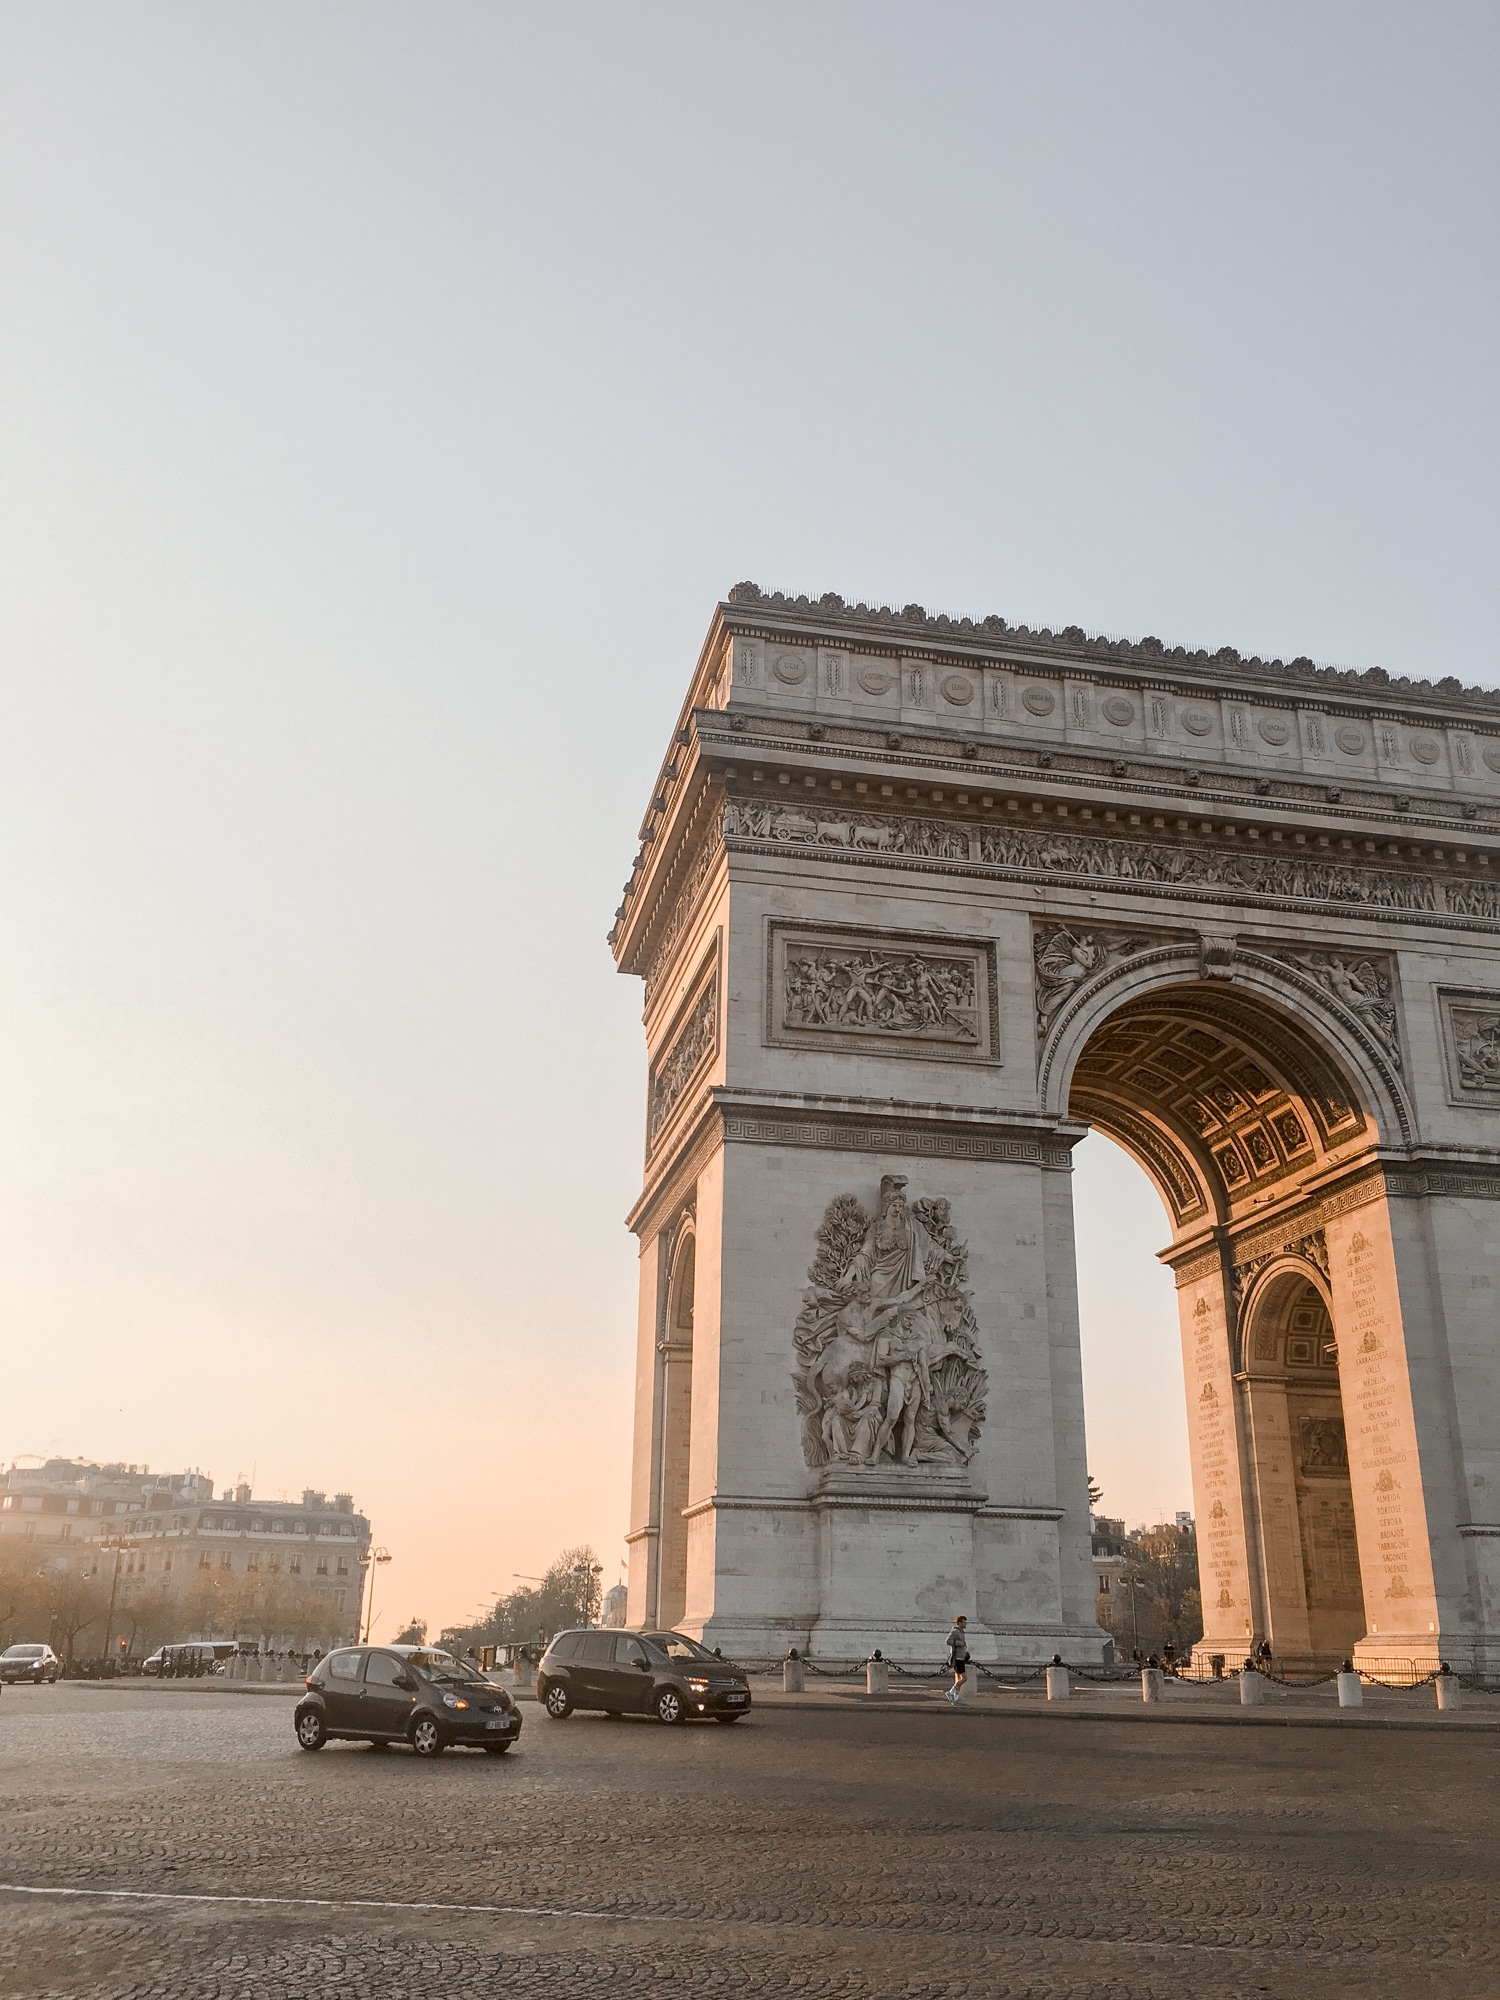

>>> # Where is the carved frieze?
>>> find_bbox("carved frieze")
[768,922,999,1064]
[642,803,725,1006]
[1435,987,1500,1106]
[722,795,1478,928]
[647,954,719,1150]
[791,1176,988,1473]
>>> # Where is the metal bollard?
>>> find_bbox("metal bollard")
[1141,1667,1164,1703]
[1336,1666,1363,1709]
[865,1653,889,1696]
[1239,1666,1266,1706]
[783,1652,805,1694]
[1046,1663,1070,1701]
[1436,1669,1462,1713]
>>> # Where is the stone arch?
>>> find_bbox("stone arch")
[1039,950,1404,1244]
[1052,956,1416,1670]
[655,1219,696,1630]
[1038,938,1411,1157]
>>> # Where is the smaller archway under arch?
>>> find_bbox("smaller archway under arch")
[1239,1269,1366,1662]
[655,1231,696,1630]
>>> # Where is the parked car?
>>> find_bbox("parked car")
[293,1644,523,1758]
[536,1628,752,1724]
[0,1643,62,1685]
[141,1643,224,1678]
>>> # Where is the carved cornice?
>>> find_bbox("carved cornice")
[1167,1157,1500,1287]
[723,582,1500,719]
[716,1091,1077,1167]
[704,712,1500,841]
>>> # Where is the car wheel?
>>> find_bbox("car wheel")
[295,1710,328,1752]
[655,1687,684,1726]
[543,1682,573,1720]
[410,1715,444,1757]
[485,1742,511,1755]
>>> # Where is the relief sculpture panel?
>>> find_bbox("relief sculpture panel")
[647,960,718,1149]
[1436,987,1500,1105]
[792,1176,988,1471]
[767,922,999,1063]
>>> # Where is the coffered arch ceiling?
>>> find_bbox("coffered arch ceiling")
[1068,985,1372,1235]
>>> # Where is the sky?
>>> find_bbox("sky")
[1,4,1495,1633]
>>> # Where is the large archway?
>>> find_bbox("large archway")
[1059,966,1396,1669]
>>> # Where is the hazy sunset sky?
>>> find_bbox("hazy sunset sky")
[2,5,1496,1632]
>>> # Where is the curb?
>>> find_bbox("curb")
[57,1681,304,1698]
[747,1692,1500,1733]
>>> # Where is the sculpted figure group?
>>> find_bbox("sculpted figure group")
[792,1177,988,1472]
[784,948,978,1043]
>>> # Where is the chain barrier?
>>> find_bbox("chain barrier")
[750,1653,1495,1699]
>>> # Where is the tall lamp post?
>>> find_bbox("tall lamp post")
[361,1546,391,1643]
[99,1536,137,1666]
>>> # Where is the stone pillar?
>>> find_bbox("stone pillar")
[1177,1265,1261,1663]
[1324,1199,1446,1669]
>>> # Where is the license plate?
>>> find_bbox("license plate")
[724,1692,747,1704]
[486,1718,511,1730]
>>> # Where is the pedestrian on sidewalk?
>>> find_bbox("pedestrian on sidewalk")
[944,1615,970,1705]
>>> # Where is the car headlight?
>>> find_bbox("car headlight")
[442,1695,469,1710]
[687,1678,709,1692]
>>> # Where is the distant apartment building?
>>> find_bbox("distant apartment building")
[1090,1513,1129,1619]
[0,1459,372,1652]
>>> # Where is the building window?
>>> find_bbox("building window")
[220,1552,233,1569]
[289,1558,301,1576]
[316,1559,328,1576]
[199,1554,211,1569]
[336,1558,348,1577]
[59,1524,72,1542]
[1098,1576,1110,1594]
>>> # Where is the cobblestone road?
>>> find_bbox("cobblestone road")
[1,1684,1495,1998]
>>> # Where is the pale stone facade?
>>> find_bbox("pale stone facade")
[611,586,1500,1670]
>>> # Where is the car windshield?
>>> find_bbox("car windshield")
[643,1632,719,1664]
[408,1649,484,1685]
[3,1646,44,1659]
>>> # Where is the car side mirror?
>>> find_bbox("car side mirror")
[634,1659,649,1670]
[394,1674,416,1691]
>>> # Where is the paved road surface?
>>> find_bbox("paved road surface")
[1,1683,1494,1998]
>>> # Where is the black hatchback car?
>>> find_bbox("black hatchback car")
[537,1628,752,1725]
[294,1645,523,1757]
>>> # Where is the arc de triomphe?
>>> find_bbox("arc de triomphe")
[610,584,1500,1671]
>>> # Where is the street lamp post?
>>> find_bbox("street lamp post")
[361,1547,391,1642]
[99,1536,137,1666]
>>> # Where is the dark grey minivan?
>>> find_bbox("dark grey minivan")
[536,1628,751,1725]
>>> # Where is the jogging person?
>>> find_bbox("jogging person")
[944,1615,970,1704]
